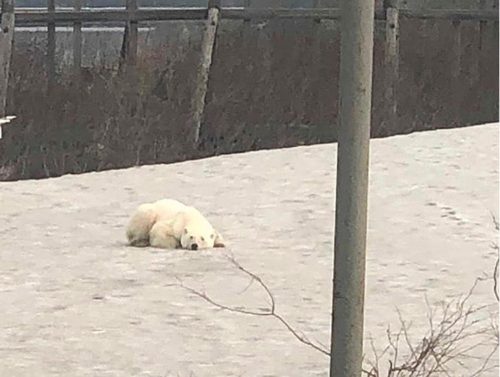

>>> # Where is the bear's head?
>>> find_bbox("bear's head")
[180,227,225,250]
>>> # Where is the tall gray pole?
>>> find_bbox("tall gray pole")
[330,0,375,375]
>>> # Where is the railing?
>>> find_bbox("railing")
[13,6,497,25]
[1,0,498,141]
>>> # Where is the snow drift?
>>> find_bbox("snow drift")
[0,123,498,376]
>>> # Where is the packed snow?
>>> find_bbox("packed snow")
[0,123,498,376]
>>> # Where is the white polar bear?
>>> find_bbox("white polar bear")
[126,198,225,250]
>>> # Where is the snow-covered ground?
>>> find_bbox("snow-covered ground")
[0,123,498,376]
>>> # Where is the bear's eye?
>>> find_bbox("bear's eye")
[190,235,194,240]
[201,237,205,242]
[210,234,215,239]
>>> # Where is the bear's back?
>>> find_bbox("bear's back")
[153,199,188,222]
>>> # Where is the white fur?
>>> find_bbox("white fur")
[126,199,225,250]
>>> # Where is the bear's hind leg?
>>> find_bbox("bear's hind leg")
[129,237,150,247]
[150,221,180,249]
[126,204,156,247]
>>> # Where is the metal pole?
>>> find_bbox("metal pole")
[330,0,374,375]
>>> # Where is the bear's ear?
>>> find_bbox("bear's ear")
[213,231,225,248]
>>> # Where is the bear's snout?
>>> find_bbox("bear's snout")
[191,243,198,250]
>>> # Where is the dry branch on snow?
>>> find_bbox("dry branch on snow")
[176,252,499,376]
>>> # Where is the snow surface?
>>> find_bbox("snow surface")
[0,123,498,376]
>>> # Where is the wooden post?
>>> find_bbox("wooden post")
[468,21,481,106]
[451,20,462,80]
[0,0,15,117]
[478,18,488,119]
[384,0,399,133]
[119,22,128,69]
[479,0,496,120]
[119,0,138,71]
[73,0,82,76]
[47,0,56,91]
[307,0,323,119]
[193,0,220,144]
[244,0,251,21]
[452,19,462,123]
[126,0,137,66]
[242,0,251,43]
[313,0,322,22]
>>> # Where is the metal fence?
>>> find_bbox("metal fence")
[0,0,497,140]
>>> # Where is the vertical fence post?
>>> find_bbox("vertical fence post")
[313,0,321,16]
[451,19,462,124]
[478,17,487,118]
[192,0,220,144]
[120,0,138,70]
[126,0,138,66]
[306,0,323,120]
[470,22,480,85]
[383,0,399,134]
[0,0,14,117]
[47,0,56,91]
[451,19,462,83]
[330,0,375,375]
[73,0,82,76]
[244,0,251,20]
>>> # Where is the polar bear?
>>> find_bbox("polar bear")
[126,198,225,250]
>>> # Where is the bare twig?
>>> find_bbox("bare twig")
[176,254,329,356]
[493,256,499,302]
[491,212,499,231]
[366,277,499,377]
[491,213,499,302]
[175,254,497,377]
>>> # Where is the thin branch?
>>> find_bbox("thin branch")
[491,213,499,302]
[226,255,276,314]
[470,340,499,377]
[174,255,497,377]
[493,243,499,302]
[176,255,329,357]
[491,212,499,231]
[273,313,329,356]
[368,276,498,377]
